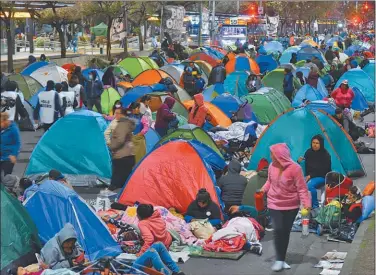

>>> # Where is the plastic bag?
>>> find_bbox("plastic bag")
[190,219,215,240]
[329,223,359,243]
[359,195,375,222]
[363,181,375,196]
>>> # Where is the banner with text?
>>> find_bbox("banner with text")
[162,5,186,41]
[266,15,279,36]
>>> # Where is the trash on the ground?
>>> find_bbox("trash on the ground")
[321,251,347,261]
[314,260,343,269]
[320,269,341,275]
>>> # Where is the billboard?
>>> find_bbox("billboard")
[162,5,185,40]
[266,15,279,36]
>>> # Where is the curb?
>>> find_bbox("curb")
[340,215,375,275]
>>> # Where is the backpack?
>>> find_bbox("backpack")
[315,203,341,229]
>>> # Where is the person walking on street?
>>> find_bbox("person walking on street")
[1,81,28,122]
[85,70,103,113]
[69,75,86,109]
[1,112,21,176]
[261,143,311,272]
[34,80,64,132]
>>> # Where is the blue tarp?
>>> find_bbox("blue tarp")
[297,46,327,65]
[248,108,365,178]
[264,41,284,54]
[24,180,122,261]
[25,111,112,184]
[362,61,375,84]
[255,54,278,74]
[334,68,375,102]
[295,67,328,96]
[21,62,49,76]
[279,46,301,64]
[223,71,249,98]
[292,84,325,107]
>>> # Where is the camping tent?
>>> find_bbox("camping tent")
[82,68,104,81]
[262,68,302,94]
[279,46,301,64]
[242,87,291,125]
[194,60,213,78]
[21,61,49,76]
[132,69,176,86]
[305,100,337,115]
[8,74,42,100]
[362,60,375,84]
[118,140,224,213]
[264,41,284,54]
[351,87,369,111]
[118,57,154,78]
[91,22,108,36]
[139,56,159,69]
[25,111,112,187]
[203,46,225,60]
[248,108,365,178]
[295,67,328,96]
[117,81,133,96]
[97,87,121,115]
[300,39,319,48]
[158,124,223,157]
[297,46,327,65]
[255,54,278,74]
[225,55,260,74]
[24,181,122,261]
[223,71,250,98]
[188,52,218,67]
[180,61,211,84]
[334,68,375,102]
[1,185,41,274]
[292,84,326,107]
[183,100,232,127]
[211,93,257,122]
[30,64,68,87]
[160,64,185,83]
[17,100,37,131]
[202,84,225,101]
[103,65,130,77]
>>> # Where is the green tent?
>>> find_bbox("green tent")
[1,185,41,273]
[94,87,121,115]
[90,22,108,36]
[118,57,153,78]
[139,57,159,69]
[158,124,223,157]
[103,65,130,77]
[8,74,42,100]
[241,169,268,206]
[242,87,291,125]
[261,68,302,95]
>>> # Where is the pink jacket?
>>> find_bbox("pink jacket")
[263,143,311,210]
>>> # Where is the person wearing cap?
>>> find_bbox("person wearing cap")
[49,169,73,189]
[185,188,221,226]
[331,80,354,109]
[1,112,21,176]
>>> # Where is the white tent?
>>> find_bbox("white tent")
[160,65,184,84]
[30,64,68,87]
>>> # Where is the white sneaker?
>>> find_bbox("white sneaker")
[283,262,291,269]
[271,261,284,272]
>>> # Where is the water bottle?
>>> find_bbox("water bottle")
[301,208,310,236]
[254,190,265,212]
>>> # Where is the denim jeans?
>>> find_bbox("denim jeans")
[132,242,180,275]
[307,177,325,208]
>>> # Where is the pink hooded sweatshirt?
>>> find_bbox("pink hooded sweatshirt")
[263,143,311,210]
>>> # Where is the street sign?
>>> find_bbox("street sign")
[258,7,264,15]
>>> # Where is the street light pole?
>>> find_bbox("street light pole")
[198,2,203,47]
[211,0,216,44]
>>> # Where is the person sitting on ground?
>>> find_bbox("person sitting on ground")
[217,159,248,212]
[296,71,307,86]
[307,66,319,89]
[331,80,354,109]
[185,188,222,226]
[188,94,209,128]
[137,204,172,255]
[154,97,177,137]
[19,177,38,201]
[341,186,363,223]
[40,223,85,270]
[298,134,331,209]
[332,108,360,141]
[290,53,298,64]
[49,169,73,190]
[104,106,122,146]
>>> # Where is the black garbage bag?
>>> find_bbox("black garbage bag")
[329,223,359,243]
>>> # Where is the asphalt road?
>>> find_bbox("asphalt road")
[13,114,375,275]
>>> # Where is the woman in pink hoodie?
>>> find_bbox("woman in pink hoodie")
[261,143,311,272]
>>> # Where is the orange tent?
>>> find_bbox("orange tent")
[183,100,232,127]
[62,63,85,81]
[188,52,219,67]
[132,69,176,86]
[225,54,260,74]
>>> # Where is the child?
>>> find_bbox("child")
[137,204,172,255]
[195,73,206,93]
[342,186,362,223]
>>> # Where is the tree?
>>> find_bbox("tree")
[35,2,81,58]
[0,1,16,72]
[82,1,123,59]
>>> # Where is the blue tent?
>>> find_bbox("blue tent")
[362,60,375,84]
[297,46,327,65]
[120,84,166,107]
[326,36,344,48]
[144,128,160,153]
[334,68,375,102]
[279,46,301,64]
[202,84,225,101]
[292,84,325,107]
[264,41,284,54]
[82,68,104,81]
[255,54,278,74]
[223,71,249,98]
[211,93,257,122]
[344,45,366,56]
[24,181,122,261]
[248,108,365,178]
[203,47,225,60]
[21,62,49,76]
[25,111,111,186]
[305,100,337,115]
[351,87,369,111]
[295,67,328,96]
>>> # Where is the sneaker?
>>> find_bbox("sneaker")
[249,245,263,256]
[283,262,291,269]
[271,261,284,272]
[265,224,274,232]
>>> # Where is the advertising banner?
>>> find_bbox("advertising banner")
[162,5,186,40]
[266,15,279,36]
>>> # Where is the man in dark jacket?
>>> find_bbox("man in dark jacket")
[217,159,248,212]
[208,61,226,85]
[283,68,294,102]
[325,46,335,64]
[183,68,197,97]
[85,70,103,113]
